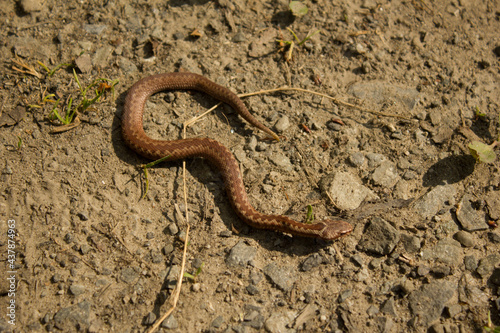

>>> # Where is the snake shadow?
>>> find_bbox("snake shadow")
[112,87,344,250]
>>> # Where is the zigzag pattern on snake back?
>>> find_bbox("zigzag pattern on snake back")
[122,72,353,240]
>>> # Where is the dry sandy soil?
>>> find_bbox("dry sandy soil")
[0,0,499,332]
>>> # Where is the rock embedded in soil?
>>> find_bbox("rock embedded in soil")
[263,263,295,292]
[421,238,462,266]
[320,171,378,210]
[120,267,139,284]
[453,230,474,247]
[464,255,478,271]
[457,274,489,306]
[69,284,86,296]
[413,185,456,219]
[348,81,420,111]
[357,217,400,255]
[274,115,290,132]
[301,253,324,271]
[53,301,92,331]
[408,282,455,328]
[371,161,399,188]
[456,194,488,231]
[476,254,500,278]
[20,0,44,13]
[264,311,296,333]
[225,241,256,268]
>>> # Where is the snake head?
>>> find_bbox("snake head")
[319,220,353,240]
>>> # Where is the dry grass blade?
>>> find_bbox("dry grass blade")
[145,126,192,333]
[239,87,407,119]
[145,225,190,333]
[11,58,42,79]
[183,86,406,132]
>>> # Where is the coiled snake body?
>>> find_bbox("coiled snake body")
[122,72,352,240]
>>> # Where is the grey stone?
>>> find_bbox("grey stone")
[246,136,258,151]
[250,271,263,285]
[371,161,399,188]
[301,253,324,271]
[348,152,365,166]
[243,306,264,329]
[168,223,179,235]
[75,53,92,73]
[358,217,400,255]
[431,265,452,278]
[264,311,295,333]
[400,234,421,253]
[77,211,89,221]
[485,192,500,219]
[20,0,44,13]
[457,274,489,306]
[408,282,454,328]
[476,254,500,278]
[226,241,256,268]
[69,284,86,296]
[490,268,500,286]
[366,305,379,316]
[120,267,139,284]
[274,115,290,132]
[117,57,138,73]
[445,304,462,318]
[161,315,178,329]
[456,195,488,231]
[83,24,107,35]
[414,185,456,219]
[488,232,500,243]
[143,312,156,325]
[348,81,420,111]
[417,265,430,277]
[93,45,113,68]
[464,255,478,271]
[421,238,462,265]
[381,296,397,316]
[269,153,293,171]
[54,301,92,331]
[351,254,364,267]
[453,230,474,247]
[211,315,224,328]
[365,153,386,167]
[320,171,378,210]
[246,285,259,295]
[263,263,295,291]
[339,289,353,302]
[162,243,174,255]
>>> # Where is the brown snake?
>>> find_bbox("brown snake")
[122,72,353,240]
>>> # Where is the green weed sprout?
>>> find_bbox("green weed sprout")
[305,205,314,224]
[183,262,204,282]
[277,28,320,62]
[49,69,119,125]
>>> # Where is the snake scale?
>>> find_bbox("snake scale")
[122,72,353,240]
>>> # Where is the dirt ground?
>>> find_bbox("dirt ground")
[1,0,499,332]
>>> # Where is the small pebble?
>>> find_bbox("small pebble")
[454,231,474,247]
[162,244,174,255]
[168,223,179,235]
[349,152,365,167]
[274,115,290,132]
